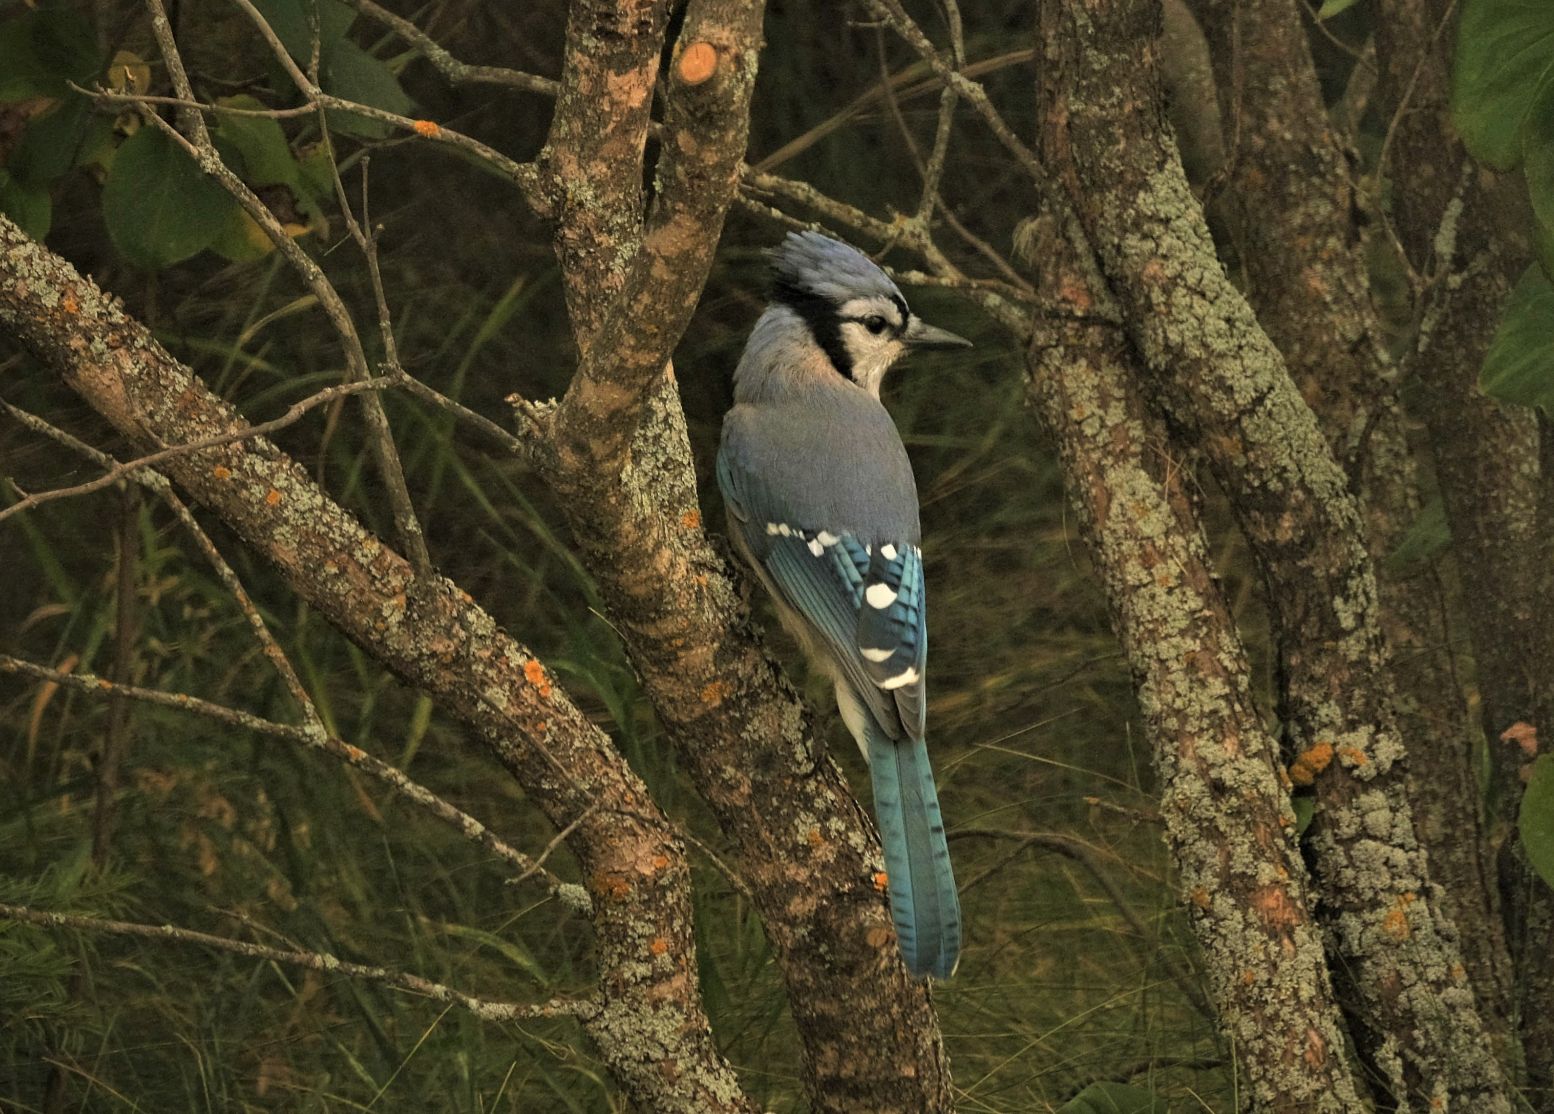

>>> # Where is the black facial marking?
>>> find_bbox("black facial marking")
[773,278,855,381]
[890,294,911,336]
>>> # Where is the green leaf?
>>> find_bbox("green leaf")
[1386,497,1450,567]
[214,98,300,187]
[8,93,110,185]
[1291,794,1316,835]
[1523,80,1554,261]
[0,10,101,101]
[1523,755,1554,889]
[1453,0,1554,169]
[0,171,52,240]
[1059,1082,1168,1114]
[102,127,236,269]
[207,205,276,263]
[1316,0,1364,18]
[1481,266,1554,411]
[247,0,356,65]
[321,40,412,139]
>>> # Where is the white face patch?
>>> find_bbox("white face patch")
[865,583,897,609]
[838,296,904,326]
[880,666,919,690]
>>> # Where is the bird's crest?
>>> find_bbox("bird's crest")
[769,231,906,314]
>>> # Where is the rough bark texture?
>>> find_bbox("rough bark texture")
[1374,0,1552,1097]
[1189,0,1515,1044]
[0,215,756,1114]
[524,2,955,1109]
[1036,1,1509,1106]
[1022,224,1365,1112]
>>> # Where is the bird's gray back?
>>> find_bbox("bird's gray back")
[720,390,920,545]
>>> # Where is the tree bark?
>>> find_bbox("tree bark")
[521,1,955,1108]
[1022,220,1366,1112]
[1036,0,1510,1106]
[1189,0,1516,1046]
[1374,0,1552,1095]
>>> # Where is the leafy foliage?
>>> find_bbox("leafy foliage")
[1058,1081,1168,1114]
[102,127,236,269]
[1523,756,1554,890]
[1480,266,1554,412]
[0,1,406,271]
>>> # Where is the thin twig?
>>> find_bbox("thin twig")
[344,0,558,96]
[143,0,435,578]
[0,902,596,1023]
[0,378,394,525]
[0,655,590,911]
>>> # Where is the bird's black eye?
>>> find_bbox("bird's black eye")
[862,315,888,335]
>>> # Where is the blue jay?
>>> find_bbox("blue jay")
[717,231,970,978]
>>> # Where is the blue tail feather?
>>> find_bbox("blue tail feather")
[867,724,961,978]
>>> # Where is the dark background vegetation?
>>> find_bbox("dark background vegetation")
[0,0,1475,1108]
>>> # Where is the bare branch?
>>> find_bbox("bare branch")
[344,0,559,96]
[0,378,394,525]
[0,654,590,911]
[0,902,595,1024]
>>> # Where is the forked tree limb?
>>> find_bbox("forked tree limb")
[1034,1,1509,1106]
[1187,0,1516,1041]
[1021,220,1365,1112]
[524,2,957,1108]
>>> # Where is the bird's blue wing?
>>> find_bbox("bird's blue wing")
[856,543,928,740]
[719,450,923,740]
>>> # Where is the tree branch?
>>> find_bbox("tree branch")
[0,902,594,1024]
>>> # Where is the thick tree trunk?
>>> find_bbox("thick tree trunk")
[1188,0,1516,1047]
[1022,220,1366,1112]
[1035,0,1510,1106]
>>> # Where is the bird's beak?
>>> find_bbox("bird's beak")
[903,317,973,350]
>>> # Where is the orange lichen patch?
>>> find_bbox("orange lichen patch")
[343,744,365,761]
[61,291,79,314]
[649,937,669,956]
[1251,883,1301,931]
[523,658,553,698]
[213,465,232,480]
[865,925,893,948]
[807,827,824,847]
[872,871,889,894]
[1057,274,1092,312]
[264,488,282,506]
[1501,721,1539,757]
[1190,887,1210,910]
[1337,746,1368,768]
[677,41,718,85]
[1240,969,1256,988]
[1141,257,1168,284]
[1304,1027,1328,1069]
[1382,892,1417,940]
[699,679,730,706]
[412,119,440,137]
[680,509,701,530]
[1287,740,1334,786]
[591,871,631,901]
[650,853,671,872]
